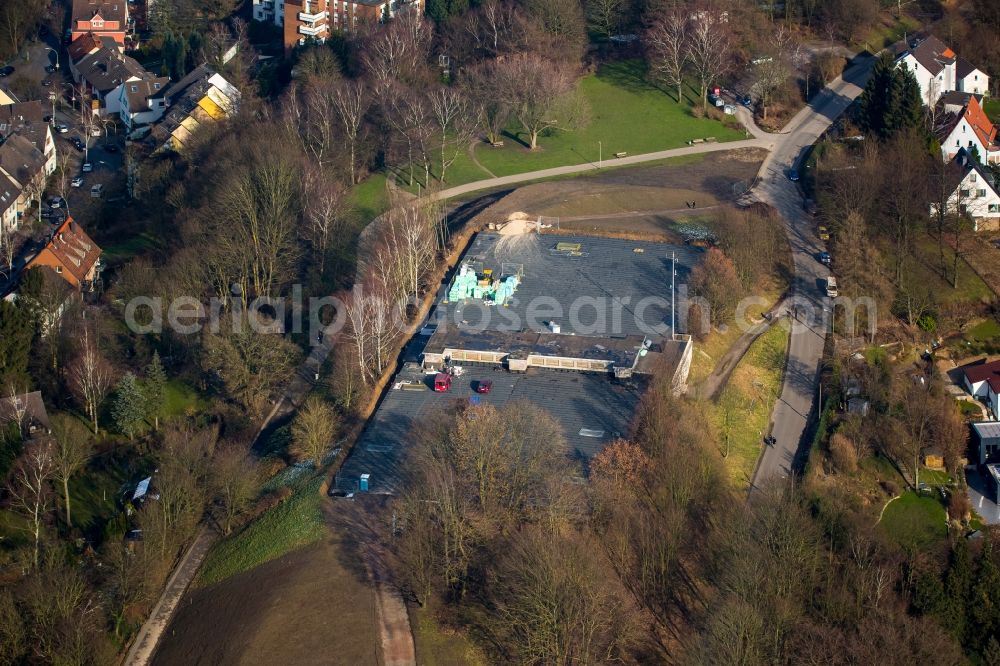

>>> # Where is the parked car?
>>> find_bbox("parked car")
[90,183,103,198]
[71,176,83,187]
[40,209,55,219]
[48,196,63,208]
[0,66,13,77]
[787,168,800,182]
[802,198,818,216]
[81,162,93,172]
[44,65,55,74]
[826,276,839,298]
[475,379,493,394]
[41,79,51,87]
[741,94,753,107]
[54,123,69,133]
[817,225,830,241]
[818,251,831,266]
[434,373,452,392]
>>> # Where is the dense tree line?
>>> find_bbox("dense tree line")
[389,361,970,663]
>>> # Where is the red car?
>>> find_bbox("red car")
[434,373,452,392]
[475,379,492,394]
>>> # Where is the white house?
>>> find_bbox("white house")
[931,149,1000,231]
[958,58,990,96]
[896,36,991,107]
[73,46,148,116]
[935,94,999,165]
[118,76,170,130]
[964,359,1000,420]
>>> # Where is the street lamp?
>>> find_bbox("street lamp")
[45,47,60,71]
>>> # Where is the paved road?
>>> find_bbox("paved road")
[124,526,216,666]
[749,56,876,490]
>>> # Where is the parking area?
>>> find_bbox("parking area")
[966,466,1000,525]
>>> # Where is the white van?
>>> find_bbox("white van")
[826,276,838,298]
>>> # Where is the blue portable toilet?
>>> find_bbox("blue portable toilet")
[469,395,482,406]
[360,473,370,492]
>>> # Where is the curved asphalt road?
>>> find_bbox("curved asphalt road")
[749,56,876,490]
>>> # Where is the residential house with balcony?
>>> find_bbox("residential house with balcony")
[72,46,149,117]
[71,0,129,45]
[119,76,170,130]
[253,0,423,52]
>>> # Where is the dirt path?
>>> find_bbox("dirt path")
[324,498,416,666]
[467,142,496,179]
[696,297,791,401]
[560,203,722,223]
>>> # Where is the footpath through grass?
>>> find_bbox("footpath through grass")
[197,477,325,587]
[708,322,790,487]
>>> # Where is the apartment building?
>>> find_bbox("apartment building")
[253,0,424,51]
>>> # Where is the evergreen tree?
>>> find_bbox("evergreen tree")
[858,54,892,138]
[858,53,925,141]
[0,299,33,388]
[942,540,974,641]
[112,372,147,441]
[426,0,470,23]
[143,351,167,431]
[971,539,1000,653]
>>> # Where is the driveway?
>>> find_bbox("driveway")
[967,466,1000,525]
[749,55,876,490]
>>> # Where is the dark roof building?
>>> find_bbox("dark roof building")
[75,47,147,96]
[0,391,50,437]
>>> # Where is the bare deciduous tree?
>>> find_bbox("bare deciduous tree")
[66,326,114,434]
[303,166,349,277]
[49,414,94,528]
[586,0,626,40]
[291,396,340,468]
[7,438,55,568]
[343,282,405,383]
[331,80,371,185]
[210,443,261,533]
[428,86,476,184]
[496,53,579,150]
[687,15,731,110]
[463,59,511,146]
[645,11,688,103]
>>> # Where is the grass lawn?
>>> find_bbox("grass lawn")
[101,231,161,263]
[859,13,921,50]
[348,172,390,224]
[879,491,948,549]
[68,447,146,541]
[410,603,487,666]
[985,98,1000,124]
[709,322,790,487]
[908,237,992,306]
[919,468,953,486]
[162,379,206,419]
[474,61,744,179]
[392,60,744,194]
[197,477,325,586]
[966,318,1000,343]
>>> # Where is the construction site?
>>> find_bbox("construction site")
[337,214,702,494]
